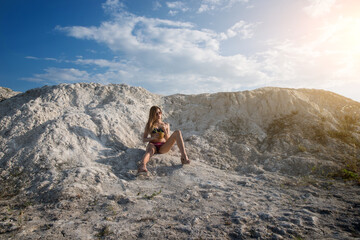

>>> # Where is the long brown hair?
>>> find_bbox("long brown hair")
[145,106,162,133]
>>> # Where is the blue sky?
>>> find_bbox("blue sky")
[1,0,359,102]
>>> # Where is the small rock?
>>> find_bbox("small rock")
[270,233,284,240]
[286,228,299,235]
[191,217,201,226]
[279,222,293,229]
[117,197,131,205]
[231,211,242,224]
[258,212,273,222]
[268,226,286,236]
[302,216,318,226]
[232,217,241,224]
[206,225,213,232]
[301,193,312,199]
[40,223,53,231]
[229,229,244,239]
[237,181,248,186]
[0,222,20,233]
[277,216,288,222]
[249,227,262,238]
[201,191,212,199]
[318,209,332,215]
[237,201,248,209]
[290,218,301,225]
[175,226,192,234]
[107,194,133,204]
[266,194,274,201]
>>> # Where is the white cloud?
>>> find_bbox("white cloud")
[102,0,126,15]
[166,1,189,13]
[198,0,249,13]
[304,0,337,17]
[25,56,63,62]
[168,10,178,16]
[44,57,58,61]
[55,10,268,94]
[56,15,203,55]
[57,14,218,55]
[221,20,258,40]
[24,0,358,99]
[153,1,162,10]
[25,56,40,60]
[74,58,131,71]
[22,68,91,84]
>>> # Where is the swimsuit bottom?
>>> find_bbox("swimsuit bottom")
[152,142,165,153]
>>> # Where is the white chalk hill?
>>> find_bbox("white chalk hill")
[0,83,359,202]
[0,87,20,102]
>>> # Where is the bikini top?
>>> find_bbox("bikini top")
[152,127,164,134]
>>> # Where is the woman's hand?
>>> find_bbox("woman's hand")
[155,132,164,140]
[143,128,157,143]
[154,132,160,140]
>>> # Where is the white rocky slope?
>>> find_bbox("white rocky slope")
[0,87,20,102]
[0,83,359,239]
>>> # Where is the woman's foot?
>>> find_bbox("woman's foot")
[137,165,148,174]
[181,155,190,164]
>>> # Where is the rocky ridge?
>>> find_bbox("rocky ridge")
[0,87,20,102]
[0,83,359,239]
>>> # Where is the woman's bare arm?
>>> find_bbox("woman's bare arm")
[142,128,155,143]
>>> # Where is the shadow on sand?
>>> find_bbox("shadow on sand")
[68,126,185,181]
[96,148,185,180]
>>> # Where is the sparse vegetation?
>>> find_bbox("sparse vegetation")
[337,160,360,184]
[17,210,24,227]
[95,225,112,238]
[220,115,246,137]
[106,204,117,216]
[297,144,307,152]
[297,175,319,187]
[339,114,359,132]
[329,143,360,184]
[326,111,360,183]
[341,169,359,180]
[293,236,304,240]
[139,189,162,200]
[0,177,22,200]
[264,111,300,154]
[328,129,360,147]
[328,113,360,147]
[311,123,328,145]
[267,111,299,137]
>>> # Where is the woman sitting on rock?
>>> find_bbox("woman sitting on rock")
[138,106,190,173]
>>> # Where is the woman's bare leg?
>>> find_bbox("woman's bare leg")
[159,130,190,163]
[138,143,156,172]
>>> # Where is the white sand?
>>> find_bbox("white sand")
[0,83,359,239]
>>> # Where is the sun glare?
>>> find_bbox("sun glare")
[351,18,360,52]
[332,17,360,53]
